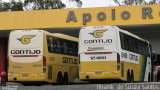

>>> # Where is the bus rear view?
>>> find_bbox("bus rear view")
[8,30,44,82]
[79,26,121,81]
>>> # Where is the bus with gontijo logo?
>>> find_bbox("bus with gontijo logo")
[8,30,79,85]
[79,26,153,82]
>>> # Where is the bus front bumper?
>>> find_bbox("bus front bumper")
[8,73,46,82]
[79,71,121,80]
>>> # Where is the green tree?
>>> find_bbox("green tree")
[10,0,23,11]
[0,0,82,12]
[0,0,23,12]
[0,0,10,11]
[23,0,82,10]
[23,0,66,10]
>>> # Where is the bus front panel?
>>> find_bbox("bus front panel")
[8,30,45,82]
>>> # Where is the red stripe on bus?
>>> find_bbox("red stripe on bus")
[85,52,112,55]
[13,55,38,57]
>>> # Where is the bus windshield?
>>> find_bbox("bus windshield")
[79,26,118,53]
[8,30,43,63]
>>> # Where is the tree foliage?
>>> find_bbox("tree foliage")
[10,0,23,11]
[0,0,23,11]
[0,0,10,11]
[23,0,66,10]
[0,0,82,12]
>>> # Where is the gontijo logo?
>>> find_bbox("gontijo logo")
[89,30,107,38]
[17,35,35,44]
[84,29,112,44]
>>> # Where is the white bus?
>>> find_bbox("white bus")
[79,26,152,82]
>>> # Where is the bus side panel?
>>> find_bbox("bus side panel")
[138,55,151,82]
[46,54,78,83]
[136,55,144,81]
[69,66,79,82]
[44,34,78,83]
[139,56,147,81]
[121,55,150,82]
[120,54,144,82]
[44,33,61,83]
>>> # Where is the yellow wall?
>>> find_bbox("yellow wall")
[0,4,159,30]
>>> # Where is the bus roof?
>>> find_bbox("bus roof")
[10,29,46,34]
[10,30,78,42]
[81,26,149,43]
[118,27,149,43]
[50,33,78,42]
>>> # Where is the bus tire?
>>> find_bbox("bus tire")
[131,70,134,83]
[57,72,63,85]
[63,72,68,85]
[148,73,151,82]
[127,70,131,83]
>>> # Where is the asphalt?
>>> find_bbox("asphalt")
[0,80,160,90]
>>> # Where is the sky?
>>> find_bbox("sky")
[81,0,117,7]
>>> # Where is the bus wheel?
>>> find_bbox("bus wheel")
[148,73,151,82]
[63,73,68,85]
[131,70,134,83]
[57,73,63,85]
[127,70,131,83]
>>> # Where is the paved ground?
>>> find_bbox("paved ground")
[0,80,160,90]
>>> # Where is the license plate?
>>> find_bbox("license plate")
[22,74,28,77]
[95,72,102,75]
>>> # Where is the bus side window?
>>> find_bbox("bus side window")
[124,34,129,51]
[72,44,76,56]
[73,42,78,56]
[68,41,73,55]
[52,39,56,53]
[142,42,146,56]
[63,41,68,55]
[127,36,130,51]
[139,41,143,55]
[128,36,133,52]
[76,42,78,56]
[137,41,140,54]
[53,38,61,53]
[47,37,54,53]
[57,40,61,53]
[134,39,139,53]
[120,32,125,49]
